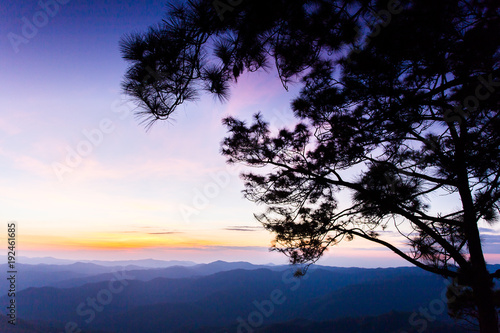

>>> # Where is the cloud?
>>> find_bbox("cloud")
[372,230,400,237]
[481,234,500,244]
[56,155,210,183]
[223,73,282,116]
[117,229,183,235]
[0,147,53,178]
[479,233,500,254]
[189,245,270,251]
[0,117,22,136]
[349,247,396,252]
[479,227,499,234]
[224,226,264,232]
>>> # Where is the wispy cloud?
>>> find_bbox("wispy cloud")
[481,234,500,244]
[0,117,23,136]
[480,227,499,234]
[224,226,264,232]
[117,230,183,235]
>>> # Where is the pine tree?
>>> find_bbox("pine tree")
[120,1,500,331]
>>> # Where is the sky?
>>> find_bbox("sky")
[1,0,499,267]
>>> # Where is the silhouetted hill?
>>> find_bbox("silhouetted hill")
[190,312,470,333]
[51,265,197,288]
[81,258,196,268]
[5,259,492,298]
[0,313,113,333]
[17,256,196,268]
[49,262,433,291]
[51,260,287,289]
[17,256,76,265]
[0,263,145,296]
[87,270,451,333]
[1,263,484,332]
[301,274,447,321]
[3,268,312,323]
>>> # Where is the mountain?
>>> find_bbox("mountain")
[47,260,431,291]
[1,265,464,333]
[0,313,114,333]
[0,260,203,296]
[87,270,449,333]
[0,311,469,333]
[17,256,77,265]
[4,269,300,323]
[0,263,146,296]
[1,260,487,332]
[190,312,470,333]
[50,260,289,289]
[80,259,197,268]
[16,256,197,268]
[300,274,447,321]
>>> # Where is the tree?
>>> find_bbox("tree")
[120,0,500,331]
[447,280,500,330]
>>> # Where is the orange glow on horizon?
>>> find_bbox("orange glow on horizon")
[15,230,265,252]
[12,231,500,266]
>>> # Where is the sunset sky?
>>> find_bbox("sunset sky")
[1,0,499,267]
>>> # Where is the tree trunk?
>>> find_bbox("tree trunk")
[453,124,498,333]
[461,192,498,332]
[461,198,498,332]
[461,194,498,333]
[472,268,498,333]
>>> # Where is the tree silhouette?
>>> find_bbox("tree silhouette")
[120,0,500,331]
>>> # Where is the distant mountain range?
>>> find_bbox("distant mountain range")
[0,259,489,332]
[0,260,287,296]
[16,256,197,267]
